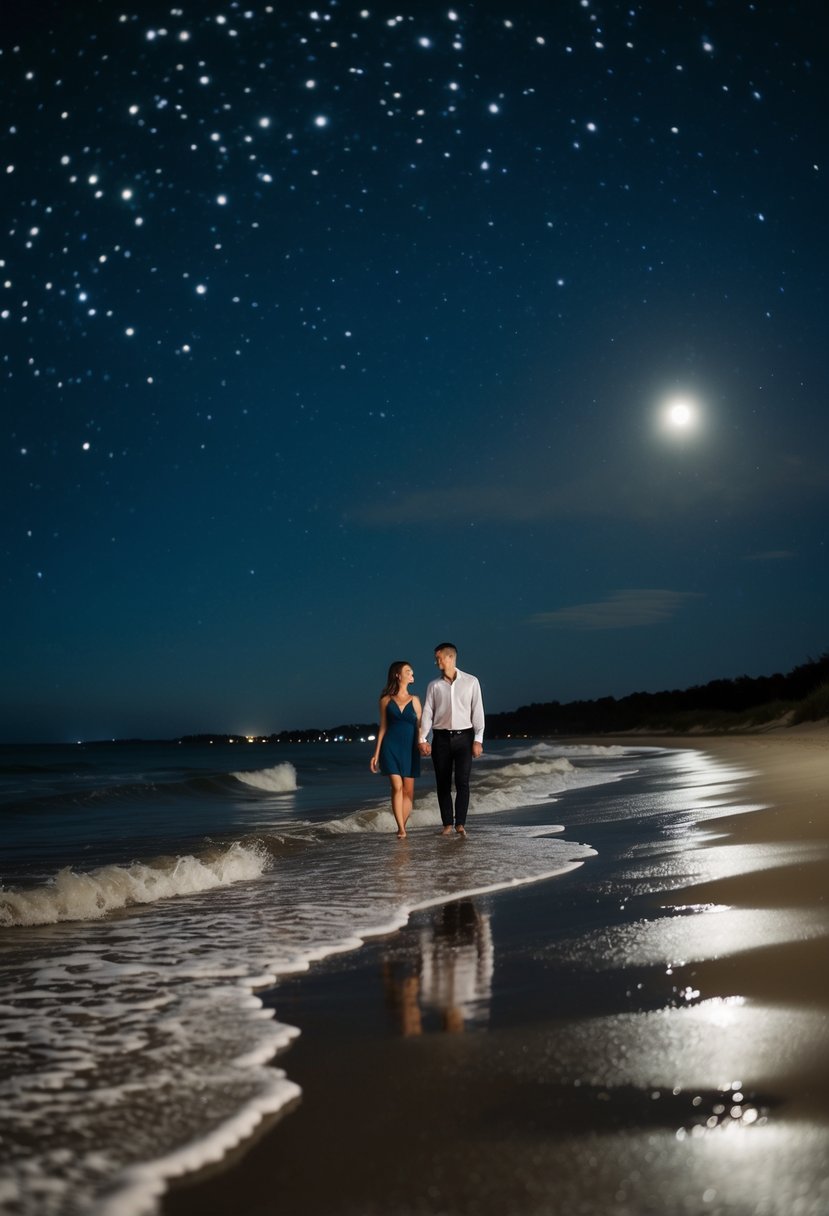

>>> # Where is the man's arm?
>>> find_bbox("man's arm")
[470,677,485,755]
[470,677,484,741]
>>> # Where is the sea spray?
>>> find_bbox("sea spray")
[232,762,298,793]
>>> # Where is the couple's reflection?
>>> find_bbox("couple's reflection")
[383,901,493,1035]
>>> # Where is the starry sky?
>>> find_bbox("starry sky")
[2,1,826,742]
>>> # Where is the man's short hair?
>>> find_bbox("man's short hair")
[434,642,457,656]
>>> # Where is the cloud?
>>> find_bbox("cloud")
[531,589,703,631]
[350,473,651,526]
[350,450,829,528]
[742,549,796,562]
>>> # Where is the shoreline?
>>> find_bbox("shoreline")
[164,725,829,1216]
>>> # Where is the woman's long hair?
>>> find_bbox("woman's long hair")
[381,661,411,698]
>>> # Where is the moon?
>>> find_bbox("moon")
[656,394,704,439]
[666,398,695,428]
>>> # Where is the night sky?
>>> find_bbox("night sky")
[2,1,826,743]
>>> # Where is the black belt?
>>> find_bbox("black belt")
[433,728,473,736]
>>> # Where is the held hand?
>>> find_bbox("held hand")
[419,742,431,757]
[472,742,483,758]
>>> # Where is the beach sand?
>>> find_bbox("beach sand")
[164,725,829,1216]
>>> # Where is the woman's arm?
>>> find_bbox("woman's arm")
[419,684,434,754]
[412,696,423,741]
[370,696,388,772]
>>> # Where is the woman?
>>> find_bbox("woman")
[370,661,422,838]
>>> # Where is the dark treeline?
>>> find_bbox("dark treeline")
[98,654,829,746]
[487,652,829,736]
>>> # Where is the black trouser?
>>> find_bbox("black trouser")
[431,728,474,827]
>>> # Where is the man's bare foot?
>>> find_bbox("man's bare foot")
[455,825,467,836]
[439,826,453,836]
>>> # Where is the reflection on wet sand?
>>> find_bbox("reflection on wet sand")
[383,901,493,1035]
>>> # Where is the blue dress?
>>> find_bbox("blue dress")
[379,700,421,778]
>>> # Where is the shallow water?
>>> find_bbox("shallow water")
[160,742,829,1216]
[1,738,631,1216]
[5,740,803,1216]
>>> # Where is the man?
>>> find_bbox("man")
[419,643,485,836]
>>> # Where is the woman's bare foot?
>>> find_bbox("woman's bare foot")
[397,830,407,839]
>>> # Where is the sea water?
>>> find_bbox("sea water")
[0,738,644,1215]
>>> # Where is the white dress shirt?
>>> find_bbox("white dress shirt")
[420,669,485,743]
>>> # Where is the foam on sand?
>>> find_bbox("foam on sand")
[1,825,597,1216]
[1,742,623,1216]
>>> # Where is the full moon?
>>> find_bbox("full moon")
[654,393,705,442]
[666,399,695,428]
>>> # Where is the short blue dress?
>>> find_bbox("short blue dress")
[379,699,421,778]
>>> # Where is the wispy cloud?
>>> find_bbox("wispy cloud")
[531,589,703,631]
[350,474,652,526]
[350,451,829,528]
[742,549,796,562]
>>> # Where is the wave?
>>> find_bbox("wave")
[509,742,631,758]
[2,824,597,1216]
[0,840,268,927]
[232,763,298,793]
[0,744,767,1216]
[325,754,630,835]
[1,761,299,817]
[0,755,627,925]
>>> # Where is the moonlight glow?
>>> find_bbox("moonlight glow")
[2,0,825,755]
[658,396,702,437]
[667,400,695,428]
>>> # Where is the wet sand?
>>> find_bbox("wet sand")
[164,724,829,1216]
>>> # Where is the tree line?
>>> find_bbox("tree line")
[486,652,829,736]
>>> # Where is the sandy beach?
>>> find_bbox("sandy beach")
[163,725,829,1216]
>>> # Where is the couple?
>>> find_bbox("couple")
[370,643,485,839]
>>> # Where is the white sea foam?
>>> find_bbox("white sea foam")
[0,841,268,927]
[328,752,631,835]
[0,745,626,1216]
[509,741,632,758]
[232,761,298,792]
[93,1058,300,1216]
[0,824,596,1216]
[0,743,769,1216]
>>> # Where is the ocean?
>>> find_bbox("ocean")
[0,738,742,1216]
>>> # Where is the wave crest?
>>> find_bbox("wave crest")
[486,757,576,778]
[510,742,630,758]
[232,763,298,793]
[0,841,268,928]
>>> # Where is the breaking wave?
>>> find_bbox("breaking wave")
[0,840,268,927]
[232,762,298,793]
